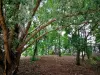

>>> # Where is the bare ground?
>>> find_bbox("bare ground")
[17,55,99,75]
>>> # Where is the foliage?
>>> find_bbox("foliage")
[92,56,100,61]
[86,46,92,58]
[0,0,100,74]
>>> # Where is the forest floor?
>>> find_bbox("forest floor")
[17,55,99,75]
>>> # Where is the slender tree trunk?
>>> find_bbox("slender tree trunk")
[54,44,57,55]
[82,51,85,61]
[76,30,80,65]
[58,34,61,57]
[98,45,100,53]
[76,48,80,65]
[32,40,38,60]
[85,38,90,59]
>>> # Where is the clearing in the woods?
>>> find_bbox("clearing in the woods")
[17,55,98,75]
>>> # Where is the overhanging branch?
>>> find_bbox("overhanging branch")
[25,19,56,44]
[24,23,89,51]
[24,0,42,39]
[16,19,56,52]
[23,32,48,52]
[23,25,69,52]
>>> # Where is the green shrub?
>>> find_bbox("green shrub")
[92,56,100,61]
[86,58,97,65]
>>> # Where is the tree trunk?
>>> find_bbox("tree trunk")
[58,34,61,57]
[54,45,57,55]
[32,40,38,60]
[82,51,85,61]
[76,49,80,65]
[0,51,21,75]
[76,30,80,65]
[98,45,100,53]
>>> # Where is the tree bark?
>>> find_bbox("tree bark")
[58,33,61,57]
[32,40,38,60]
[82,51,85,61]
[76,49,80,65]
[76,30,80,65]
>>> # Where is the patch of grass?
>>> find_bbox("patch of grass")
[90,59,97,65]
[86,56,100,65]
[86,58,97,65]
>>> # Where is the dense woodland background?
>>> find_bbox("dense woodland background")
[0,0,100,75]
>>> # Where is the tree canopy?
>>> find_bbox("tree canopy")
[0,0,100,75]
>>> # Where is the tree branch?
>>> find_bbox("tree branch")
[86,23,98,38]
[24,0,42,39]
[24,24,87,51]
[23,32,48,52]
[16,19,56,53]
[23,25,69,52]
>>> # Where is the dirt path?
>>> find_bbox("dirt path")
[18,55,96,75]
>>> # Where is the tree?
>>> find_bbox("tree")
[1,0,100,74]
[0,0,56,75]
